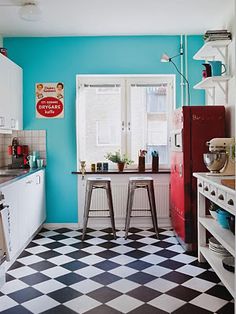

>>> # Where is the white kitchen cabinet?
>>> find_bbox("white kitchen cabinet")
[194,172,235,299]
[0,183,19,260]
[0,53,23,131]
[0,170,46,261]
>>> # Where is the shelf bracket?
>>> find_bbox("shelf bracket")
[206,87,215,103]
[214,46,226,61]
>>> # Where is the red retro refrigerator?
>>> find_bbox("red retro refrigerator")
[170,106,225,251]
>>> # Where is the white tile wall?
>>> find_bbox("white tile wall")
[1,130,46,167]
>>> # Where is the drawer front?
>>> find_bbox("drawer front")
[203,181,210,196]
[209,184,217,200]
[197,179,203,192]
[226,193,235,209]
[217,189,227,205]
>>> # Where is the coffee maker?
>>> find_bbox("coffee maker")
[8,137,29,169]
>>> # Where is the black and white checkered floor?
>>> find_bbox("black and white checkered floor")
[0,227,234,313]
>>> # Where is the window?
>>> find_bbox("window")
[76,75,175,169]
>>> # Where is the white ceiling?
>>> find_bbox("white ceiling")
[0,0,234,37]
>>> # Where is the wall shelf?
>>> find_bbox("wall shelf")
[193,40,231,61]
[193,76,230,90]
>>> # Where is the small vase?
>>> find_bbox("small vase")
[138,156,145,172]
[152,156,159,173]
[118,162,125,172]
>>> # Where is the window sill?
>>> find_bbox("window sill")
[72,169,170,175]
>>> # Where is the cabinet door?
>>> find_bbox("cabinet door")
[30,171,46,235]
[1,182,19,260]
[0,54,23,131]
[8,61,23,130]
[0,54,10,129]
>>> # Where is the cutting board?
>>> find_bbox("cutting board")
[221,179,235,190]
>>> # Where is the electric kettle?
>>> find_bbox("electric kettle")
[208,61,226,76]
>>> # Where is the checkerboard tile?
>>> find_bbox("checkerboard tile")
[0,227,234,313]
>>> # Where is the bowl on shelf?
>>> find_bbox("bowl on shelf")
[217,209,231,229]
[227,215,235,235]
[209,210,218,220]
[222,256,235,273]
[203,152,227,173]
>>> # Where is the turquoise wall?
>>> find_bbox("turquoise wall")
[4,35,204,223]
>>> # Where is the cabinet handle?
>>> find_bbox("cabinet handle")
[204,186,209,192]
[198,183,202,188]
[228,199,234,206]
[218,194,224,201]
[210,191,216,196]
[36,175,40,184]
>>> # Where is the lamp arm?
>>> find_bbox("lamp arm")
[170,59,190,106]
[169,52,183,61]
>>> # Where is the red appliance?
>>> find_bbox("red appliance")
[170,106,225,251]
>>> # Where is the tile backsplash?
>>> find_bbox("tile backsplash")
[0,130,46,168]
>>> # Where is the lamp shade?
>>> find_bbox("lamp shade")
[19,3,41,21]
[160,53,170,63]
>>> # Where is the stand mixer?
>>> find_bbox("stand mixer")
[203,138,235,176]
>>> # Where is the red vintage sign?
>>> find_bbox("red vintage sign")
[36,82,64,119]
[36,97,63,118]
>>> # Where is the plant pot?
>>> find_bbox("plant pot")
[118,162,125,172]
[138,156,145,172]
[152,156,159,172]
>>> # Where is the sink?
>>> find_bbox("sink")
[0,169,28,176]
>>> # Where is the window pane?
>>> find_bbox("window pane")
[129,84,170,166]
[80,85,122,164]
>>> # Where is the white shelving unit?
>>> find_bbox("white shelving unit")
[193,39,231,104]
[194,76,230,90]
[193,40,231,61]
[194,173,236,299]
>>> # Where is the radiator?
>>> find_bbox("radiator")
[78,173,171,228]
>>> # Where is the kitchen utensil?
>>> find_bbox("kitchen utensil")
[203,152,227,173]
[222,256,235,273]
[208,61,226,76]
[202,63,212,77]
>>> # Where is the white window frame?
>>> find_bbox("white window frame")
[76,74,176,171]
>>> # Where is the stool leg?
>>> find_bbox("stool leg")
[82,183,93,240]
[125,183,135,240]
[147,183,159,238]
[106,182,116,240]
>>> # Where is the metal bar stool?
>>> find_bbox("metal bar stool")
[125,177,159,239]
[82,177,116,240]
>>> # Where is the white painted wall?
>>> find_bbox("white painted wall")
[205,1,235,137]
[226,4,235,137]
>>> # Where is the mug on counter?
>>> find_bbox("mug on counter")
[27,155,36,168]
[36,159,44,168]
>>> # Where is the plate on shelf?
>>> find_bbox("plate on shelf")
[222,257,235,273]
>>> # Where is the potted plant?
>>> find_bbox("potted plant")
[105,151,133,172]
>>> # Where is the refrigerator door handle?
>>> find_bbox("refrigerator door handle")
[179,163,183,177]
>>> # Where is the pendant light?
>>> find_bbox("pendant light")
[19,2,41,21]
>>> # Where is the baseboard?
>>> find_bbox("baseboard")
[44,218,171,230]
[78,217,171,230]
[43,223,80,230]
